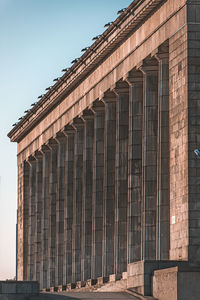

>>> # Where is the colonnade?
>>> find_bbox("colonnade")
[22,47,170,290]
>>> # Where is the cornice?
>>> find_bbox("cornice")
[8,0,165,143]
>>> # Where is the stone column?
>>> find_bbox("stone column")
[34,151,43,285]
[27,156,36,281]
[18,160,30,281]
[55,133,67,287]
[113,82,129,275]
[125,71,143,263]
[72,118,84,283]
[48,139,58,288]
[63,125,75,285]
[155,50,170,260]
[140,61,158,260]
[40,145,50,290]
[81,109,94,281]
[91,100,105,279]
[102,91,117,277]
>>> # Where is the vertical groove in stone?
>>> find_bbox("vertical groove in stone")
[72,121,84,282]
[141,65,158,260]
[41,148,50,289]
[55,135,66,286]
[63,130,75,285]
[35,154,43,285]
[126,74,143,263]
[28,158,36,281]
[48,142,58,288]
[91,104,105,279]
[23,161,30,280]
[155,52,170,260]
[114,86,129,274]
[81,114,94,281]
[103,95,116,277]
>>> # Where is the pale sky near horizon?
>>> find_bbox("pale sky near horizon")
[0,0,132,280]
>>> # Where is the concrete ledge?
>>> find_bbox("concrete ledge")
[0,281,39,295]
[153,266,200,300]
[127,260,189,296]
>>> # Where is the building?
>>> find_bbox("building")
[8,0,200,298]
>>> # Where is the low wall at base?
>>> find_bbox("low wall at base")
[0,281,39,300]
[153,266,200,300]
[127,260,189,296]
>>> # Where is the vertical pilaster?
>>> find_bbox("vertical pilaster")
[17,159,30,281]
[113,82,129,274]
[155,50,170,260]
[55,133,67,287]
[91,101,105,279]
[72,118,84,282]
[102,91,117,277]
[63,126,75,285]
[48,139,58,288]
[81,109,94,281]
[34,151,43,285]
[27,157,36,281]
[140,62,158,260]
[40,145,50,290]
[126,71,143,263]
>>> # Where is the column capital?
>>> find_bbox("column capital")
[89,99,105,114]
[47,137,59,150]
[33,150,43,160]
[99,90,116,104]
[55,131,67,144]
[80,108,94,121]
[62,124,75,136]
[27,155,36,166]
[151,43,169,63]
[124,70,143,85]
[72,116,84,129]
[112,80,129,96]
[39,144,51,154]
[137,59,158,75]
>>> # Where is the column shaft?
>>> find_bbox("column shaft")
[103,96,116,276]
[141,66,158,260]
[22,161,30,280]
[72,122,84,282]
[156,54,170,260]
[82,116,94,281]
[55,136,66,286]
[114,88,129,274]
[49,143,58,287]
[28,159,36,281]
[35,156,43,284]
[63,131,75,284]
[41,149,50,289]
[91,105,105,279]
[127,75,143,263]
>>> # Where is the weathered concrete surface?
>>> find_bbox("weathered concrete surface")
[30,292,148,300]
[153,266,200,300]
[8,0,200,297]
[0,281,39,299]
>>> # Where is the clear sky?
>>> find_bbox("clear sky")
[0,0,132,280]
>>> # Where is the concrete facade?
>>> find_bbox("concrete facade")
[8,0,200,297]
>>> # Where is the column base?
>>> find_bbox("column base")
[86,279,97,287]
[97,276,109,285]
[127,260,189,296]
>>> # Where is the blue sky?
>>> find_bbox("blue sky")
[0,0,132,280]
